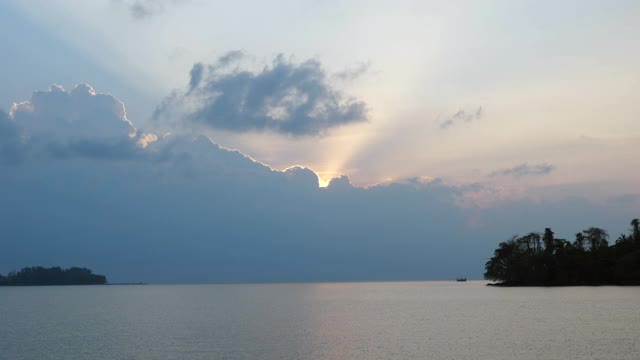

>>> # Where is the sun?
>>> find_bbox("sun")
[318,177,331,188]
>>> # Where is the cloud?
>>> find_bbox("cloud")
[11,83,136,138]
[129,1,155,19]
[327,175,355,191]
[154,53,369,136]
[440,106,483,129]
[0,110,26,165]
[334,61,371,81]
[490,163,555,177]
[0,83,471,282]
[118,0,186,20]
[217,50,245,67]
[188,63,204,93]
[0,84,633,284]
[4,83,154,162]
[45,138,141,160]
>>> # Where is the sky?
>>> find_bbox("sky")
[0,0,638,283]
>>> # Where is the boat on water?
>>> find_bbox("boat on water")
[456,277,467,282]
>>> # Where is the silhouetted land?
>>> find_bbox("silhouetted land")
[0,266,107,286]
[485,218,640,286]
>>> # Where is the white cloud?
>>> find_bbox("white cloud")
[5,84,155,161]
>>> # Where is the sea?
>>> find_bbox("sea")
[1,281,639,360]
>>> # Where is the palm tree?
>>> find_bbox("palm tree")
[583,227,609,251]
[631,218,639,243]
[527,232,542,253]
[574,232,585,250]
[616,234,630,245]
[543,228,554,255]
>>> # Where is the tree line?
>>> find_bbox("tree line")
[485,218,640,286]
[0,266,107,286]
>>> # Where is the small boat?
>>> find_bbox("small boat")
[456,277,467,282]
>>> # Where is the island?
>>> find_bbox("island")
[0,266,107,286]
[485,218,640,286]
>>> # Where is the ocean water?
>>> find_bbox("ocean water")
[1,281,639,360]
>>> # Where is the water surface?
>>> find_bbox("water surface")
[1,281,638,359]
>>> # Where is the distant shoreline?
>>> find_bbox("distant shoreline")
[0,266,107,286]
[106,282,147,285]
[486,282,640,287]
[2,280,640,287]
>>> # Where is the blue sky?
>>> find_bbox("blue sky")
[1,1,638,282]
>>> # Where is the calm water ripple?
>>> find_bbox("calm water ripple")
[1,281,639,359]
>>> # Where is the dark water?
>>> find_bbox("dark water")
[1,281,639,359]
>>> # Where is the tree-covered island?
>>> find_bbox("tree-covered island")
[485,218,640,286]
[0,266,107,286]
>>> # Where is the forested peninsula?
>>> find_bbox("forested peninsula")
[485,218,640,286]
[0,266,107,286]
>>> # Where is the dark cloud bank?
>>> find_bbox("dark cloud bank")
[154,53,368,136]
[0,84,632,283]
